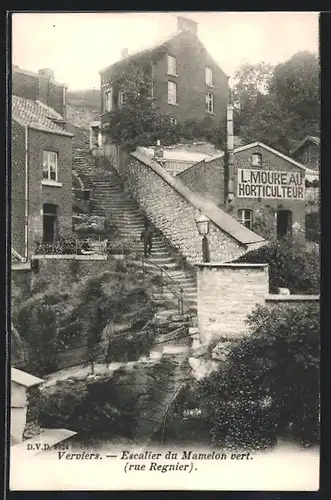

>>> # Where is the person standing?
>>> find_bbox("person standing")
[141,222,153,257]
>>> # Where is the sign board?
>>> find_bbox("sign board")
[237,169,305,200]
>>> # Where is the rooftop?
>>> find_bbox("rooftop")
[11,368,44,388]
[291,135,320,155]
[12,65,66,88]
[137,146,211,163]
[12,95,73,137]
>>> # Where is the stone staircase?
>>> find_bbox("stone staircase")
[72,149,198,322]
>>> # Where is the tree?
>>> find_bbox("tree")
[232,62,274,133]
[270,51,320,137]
[232,52,320,153]
[194,302,320,450]
[102,63,181,151]
[16,301,60,376]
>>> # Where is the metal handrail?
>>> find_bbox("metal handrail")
[141,256,184,295]
[141,256,185,315]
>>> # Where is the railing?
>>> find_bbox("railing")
[141,257,185,316]
[34,237,107,256]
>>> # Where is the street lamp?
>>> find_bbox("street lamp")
[196,213,210,262]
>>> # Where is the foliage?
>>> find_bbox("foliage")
[13,258,159,375]
[235,237,320,294]
[305,211,320,244]
[232,52,319,153]
[192,303,319,450]
[38,377,124,439]
[16,301,61,376]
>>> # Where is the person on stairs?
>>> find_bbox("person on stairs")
[141,221,153,258]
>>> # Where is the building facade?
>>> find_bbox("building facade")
[178,142,307,240]
[99,16,229,129]
[12,66,67,119]
[12,96,73,260]
[291,135,320,171]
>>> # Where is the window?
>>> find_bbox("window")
[104,88,113,112]
[168,81,177,105]
[167,55,177,76]
[205,66,213,86]
[170,117,177,125]
[205,92,214,113]
[238,209,253,230]
[118,91,127,107]
[43,151,58,181]
[252,153,262,166]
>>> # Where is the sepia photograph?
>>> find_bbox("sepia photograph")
[8,10,320,491]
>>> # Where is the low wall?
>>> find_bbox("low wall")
[265,295,320,305]
[110,148,265,265]
[196,263,269,343]
[196,263,320,345]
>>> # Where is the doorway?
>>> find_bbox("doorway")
[276,210,292,239]
[43,204,58,242]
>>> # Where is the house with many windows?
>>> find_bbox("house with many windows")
[99,15,229,130]
[11,95,73,262]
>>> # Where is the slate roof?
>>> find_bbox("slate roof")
[99,27,228,80]
[99,31,180,75]
[204,142,307,171]
[137,146,210,163]
[11,368,44,388]
[12,95,73,137]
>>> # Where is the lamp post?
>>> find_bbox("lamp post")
[196,214,210,262]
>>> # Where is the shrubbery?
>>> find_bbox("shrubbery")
[185,302,319,450]
[235,237,320,294]
[39,377,124,439]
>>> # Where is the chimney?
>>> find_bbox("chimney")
[177,16,198,36]
[38,68,55,80]
[226,105,235,205]
[121,48,129,59]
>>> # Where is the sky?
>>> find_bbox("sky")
[12,11,319,91]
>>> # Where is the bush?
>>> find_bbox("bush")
[193,302,320,450]
[306,211,320,243]
[235,237,320,294]
[39,377,124,438]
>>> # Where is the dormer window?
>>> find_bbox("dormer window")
[252,153,262,167]
[167,55,177,76]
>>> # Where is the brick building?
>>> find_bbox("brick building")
[99,15,229,128]
[12,66,67,119]
[178,141,307,240]
[12,95,73,261]
[291,135,320,171]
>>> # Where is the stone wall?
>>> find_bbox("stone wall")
[110,148,265,265]
[196,262,319,345]
[196,263,269,343]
